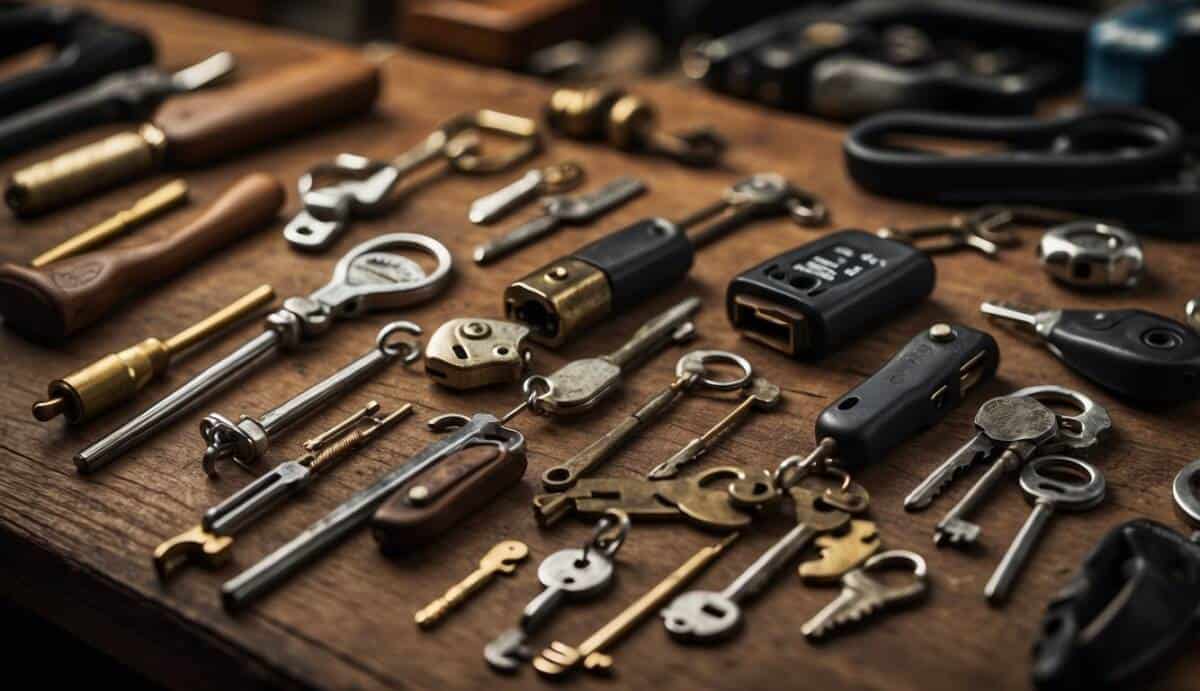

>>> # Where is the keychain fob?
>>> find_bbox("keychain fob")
[816,323,999,469]
[726,230,935,358]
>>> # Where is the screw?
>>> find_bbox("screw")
[929,323,955,342]
[461,321,491,339]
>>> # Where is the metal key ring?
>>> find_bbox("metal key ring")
[1020,455,1107,511]
[1008,385,1112,454]
[376,321,424,363]
[1172,460,1200,527]
[862,550,928,580]
[675,350,753,391]
[438,109,542,175]
[583,509,631,562]
[309,233,454,317]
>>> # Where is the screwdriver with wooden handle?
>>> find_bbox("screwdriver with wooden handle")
[0,172,284,344]
[5,55,379,215]
[32,284,275,424]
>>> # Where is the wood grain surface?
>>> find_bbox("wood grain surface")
[2,2,1199,690]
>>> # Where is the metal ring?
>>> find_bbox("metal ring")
[674,350,753,391]
[377,321,423,363]
[1173,460,1200,527]
[522,375,554,415]
[315,233,455,315]
[863,549,928,579]
[587,509,630,560]
[1020,455,1107,510]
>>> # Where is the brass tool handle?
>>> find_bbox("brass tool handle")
[157,56,380,166]
[6,124,166,216]
[30,179,190,267]
[0,173,284,343]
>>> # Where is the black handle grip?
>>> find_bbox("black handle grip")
[815,323,1000,468]
[572,218,695,312]
[1047,309,1200,403]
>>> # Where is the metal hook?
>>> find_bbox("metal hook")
[581,509,630,563]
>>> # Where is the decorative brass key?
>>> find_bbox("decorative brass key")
[415,540,529,628]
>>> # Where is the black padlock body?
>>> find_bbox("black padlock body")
[726,230,935,359]
[1032,519,1200,690]
[816,323,999,469]
[1047,309,1200,403]
[571,217,694,313]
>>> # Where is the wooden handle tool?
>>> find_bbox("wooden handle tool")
[6,56,379,215]
[0,173,284,343]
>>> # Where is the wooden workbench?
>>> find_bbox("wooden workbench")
[2,3,1197,689]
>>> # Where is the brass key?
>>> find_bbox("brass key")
[415,540,529,628]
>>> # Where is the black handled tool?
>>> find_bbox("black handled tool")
[982,302,1200,404]
[0,5,154,119]
[0,51,234,160]
[1033,519,1200,690]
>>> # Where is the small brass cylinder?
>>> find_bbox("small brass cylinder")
[7,124,166,216]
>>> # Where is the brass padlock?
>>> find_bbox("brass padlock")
[424,318,531,389]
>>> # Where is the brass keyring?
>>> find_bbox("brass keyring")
[440,110,542,175]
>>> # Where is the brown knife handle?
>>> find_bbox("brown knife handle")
[157,56,381,166]
[371,443,527,556]
[0,173,283,343]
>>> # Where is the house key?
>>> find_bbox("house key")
[801,550,929,640]
[474,176,646,264]
[661,471,867,642]
[415,540,529,627]
[485,510,629,673]
[469,162,584,224]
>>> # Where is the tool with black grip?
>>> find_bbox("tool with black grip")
[504,173,826,347]
[982,302,1200,404]
[0,173,284,344]
[0,5,154,119]
[727,230,936,359]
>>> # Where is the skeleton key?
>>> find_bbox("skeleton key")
[485,511,629,673]
[798,519,882,585]
[415,540,529,627]
[533,466,765,529]
[934,396,1059,547]
[469,161,584,224]
[540,350,753,491]
[528,297,699,418]
[984,456,1106,605]
[661,473,867,642]
[801,550,929,641]
[906,385,1110,511]
[647,377,781,480]
[473,176,647,264]
[534,533,737,677]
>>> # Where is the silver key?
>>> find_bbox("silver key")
[933,396,1058,547]
[485,511,628,672]
[984,455,1105,604]
[801,550,928,640]
[469,162,584,224]
[473,176,646,264]
[646,377,782,480]
[661,474,861,642]
[905,386,1110,511]
[528,297,699,418]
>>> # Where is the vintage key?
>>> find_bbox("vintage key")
[485,511,629,673]
[540,350,753,491]
[473,176,647,264]
[981,301,1200,403]
[798,519,882,585]
[647,377,781,480]
[906,385,1111,511]
[801,550,929,641]
[73,234,453,473]
[152,402,410,580]
[469,162,584,224]
[984,456,1106,604]
[528,297,700,418]
[284,110,541,251]
[933,396,1060,547]
[533,466,766,530]
[199,321,422,477]
[534,533,737,677]
[661,472,867,642]
[415,540,529,628]
[876,223,1000,257]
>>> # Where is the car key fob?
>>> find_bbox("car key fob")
[371,441,527,555]
[815,323,999,469]
[1032,519,1200,690]
[727,230,935,359]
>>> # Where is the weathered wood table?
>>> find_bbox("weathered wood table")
[2,2,1197,689]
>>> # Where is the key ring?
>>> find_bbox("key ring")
[862,550,928,580]
[581,509,630,563]
[772,449,853,494]
[675,350,753,391]
[376,321,424,364]
[305,233,454,322]
[1173,460,1200,528]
